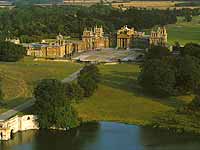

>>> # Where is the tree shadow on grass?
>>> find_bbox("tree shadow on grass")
[101,71,188,108]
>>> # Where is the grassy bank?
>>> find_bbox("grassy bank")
[75,64,193,126]
[167,16,200,45]
[0,57,82,113]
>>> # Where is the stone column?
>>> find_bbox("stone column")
[127,38,130,49]
[117,38,120,48]
[120,39,122,48]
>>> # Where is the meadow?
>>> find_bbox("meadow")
[0,57,82,113]
[167,16,200,45]
[75,64,193,125]
[111,1,200,10]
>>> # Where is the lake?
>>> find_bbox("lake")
[1,122,200,150]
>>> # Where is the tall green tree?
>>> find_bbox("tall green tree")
[34,79,79,129]
[65,82,84,101]
[78,64,100,97]
[139,58,176,97]
[175,55,200,94]
[0,41,26,62]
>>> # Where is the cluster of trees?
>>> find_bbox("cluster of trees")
[138,43,200,97]
[13,0,63,6]
[0,5,177,42]
[34,64,100,129]
[0,41,26,62]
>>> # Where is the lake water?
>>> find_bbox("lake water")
[1,122,200,150]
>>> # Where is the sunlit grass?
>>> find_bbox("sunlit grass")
[75,64,193,125]
[0,57,82,113]
[167,16,200,45]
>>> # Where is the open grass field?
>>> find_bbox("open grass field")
[167,16,200,45]
[75,64,193,125]
[0,57,82,113]
[112,1,200,10]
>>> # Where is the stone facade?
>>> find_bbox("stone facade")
[117,25,145,49]
[0,115,38,140]
[149,27,167,47]
[82,26,109,50]
[26,26,109,59]
[117,25,167,49]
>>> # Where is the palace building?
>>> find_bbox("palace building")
[26,26,109,59]
[82,26,109,50]
[117,25,167,49]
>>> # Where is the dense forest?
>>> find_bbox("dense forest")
[0,4,178,42]
[0,4,198,42]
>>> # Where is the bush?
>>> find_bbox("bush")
[0,41,26,62]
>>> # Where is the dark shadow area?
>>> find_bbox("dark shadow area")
[101,70,188,108]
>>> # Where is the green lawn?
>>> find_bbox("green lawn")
[167,16,200,45]
[75,64,193,125]
[0,57,82,113]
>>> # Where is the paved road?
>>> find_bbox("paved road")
[0,68,82,121]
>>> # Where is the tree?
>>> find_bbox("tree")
[34,79,79,129]
[184,14,192,22]
[175,55,200,94]
[0,41,26,62]
[79,64,101,83]
[181,43,200,59]
[138,58,176,97]
[78,76,98,97]
[65,82,84,101]
[78,64,100,97]
[146,46,171,60]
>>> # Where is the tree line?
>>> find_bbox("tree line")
[34,64,100,129]
[0,41,26,62]
[0,4,178,42]
[139,43,200,97]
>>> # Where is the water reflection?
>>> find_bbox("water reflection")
[1,122,200,150]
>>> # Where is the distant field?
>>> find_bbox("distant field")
[167,16,200,45]
[112,1,200,9]
[0,57,82,113]
[75,64,193,125]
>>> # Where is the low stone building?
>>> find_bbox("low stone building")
[149,27,167,47]
[0,115,38,140]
